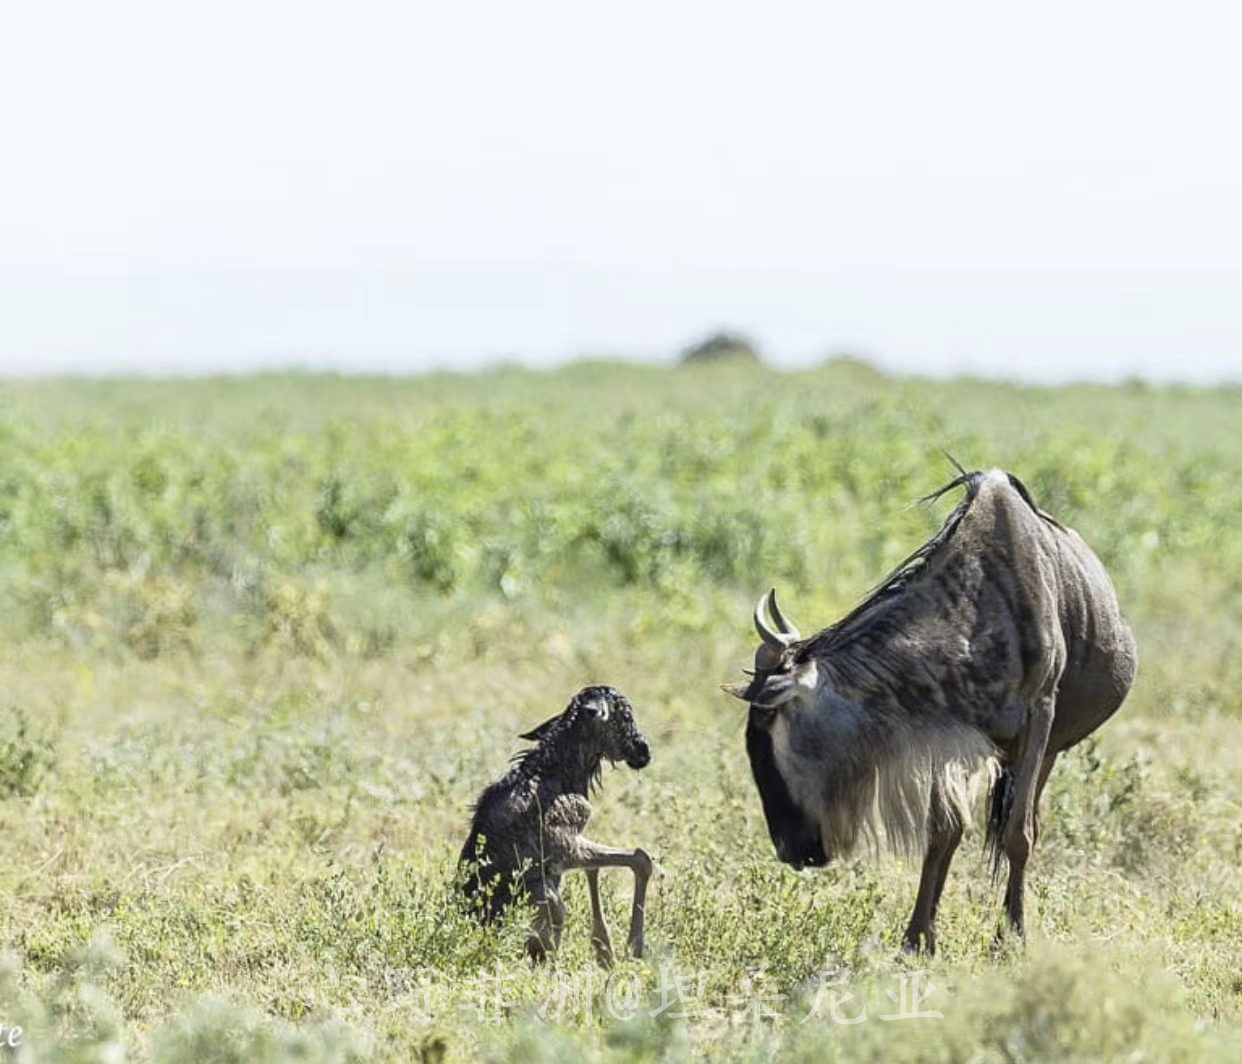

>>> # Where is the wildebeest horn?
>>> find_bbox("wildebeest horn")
[767,588,801,641]
[754,588,801,650]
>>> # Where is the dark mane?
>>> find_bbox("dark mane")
[797,469,1054,659]
[503,711,605,795]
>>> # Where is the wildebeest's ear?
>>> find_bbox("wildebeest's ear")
[724,660,819,708]
[722,680,756,701]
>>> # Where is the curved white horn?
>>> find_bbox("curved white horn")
[767,588,801,641]
[754,589,796,651]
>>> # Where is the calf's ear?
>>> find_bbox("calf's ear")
[519,714,561,742]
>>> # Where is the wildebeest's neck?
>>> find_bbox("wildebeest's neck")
[810,575,996,713]
[515,734,603,796]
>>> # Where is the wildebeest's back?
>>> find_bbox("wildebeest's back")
[814,470,1135,754]
[1041,512,1137,750]
[922,470,1135,751]
[818,472,1055,731]
[459,771,541,919]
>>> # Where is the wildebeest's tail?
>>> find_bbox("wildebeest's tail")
[985,761,1015,881]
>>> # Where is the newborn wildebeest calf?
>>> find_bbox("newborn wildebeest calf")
[459,685,653,965]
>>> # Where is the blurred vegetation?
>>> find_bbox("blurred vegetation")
[1,363,1237,671]
[0,361,1240,1060]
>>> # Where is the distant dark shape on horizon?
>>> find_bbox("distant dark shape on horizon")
[678,330,763,367]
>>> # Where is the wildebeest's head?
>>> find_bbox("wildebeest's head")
[725,590,827,870]
[521,684,652,770]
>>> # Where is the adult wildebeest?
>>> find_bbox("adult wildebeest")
[459,685,653,966]
[724,468,1137,952]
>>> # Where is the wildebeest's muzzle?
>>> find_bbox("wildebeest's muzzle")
[626,736,652,770]
[745,713,826,870]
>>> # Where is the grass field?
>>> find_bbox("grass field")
[0,360,1240,1062]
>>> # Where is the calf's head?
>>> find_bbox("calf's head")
[522,684,651,770]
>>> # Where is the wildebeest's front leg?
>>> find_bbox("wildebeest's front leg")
[563,842,653,958]
[903,781,964,955]
[1000,695,1056,937]
[585,870,615,967]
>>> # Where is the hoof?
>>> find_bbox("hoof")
[901,927,935,956]
[591,934,615,969]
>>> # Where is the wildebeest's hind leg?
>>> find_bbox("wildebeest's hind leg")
[525,881,566,963]
[585,870,615,967]
[903,780,964,955]
[562,842,653,958]
[1032,750,1059,849]
[999,696,1056,938]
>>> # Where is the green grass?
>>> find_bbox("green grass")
[0,361,1240,1061]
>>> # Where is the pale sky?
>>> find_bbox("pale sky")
[2,1,1240,380]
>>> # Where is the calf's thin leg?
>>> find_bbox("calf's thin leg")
[627,854,652,958]
[563,842,653,958]
[525,882,566,963]
[585,870,615,967]
[903,782,964,955]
